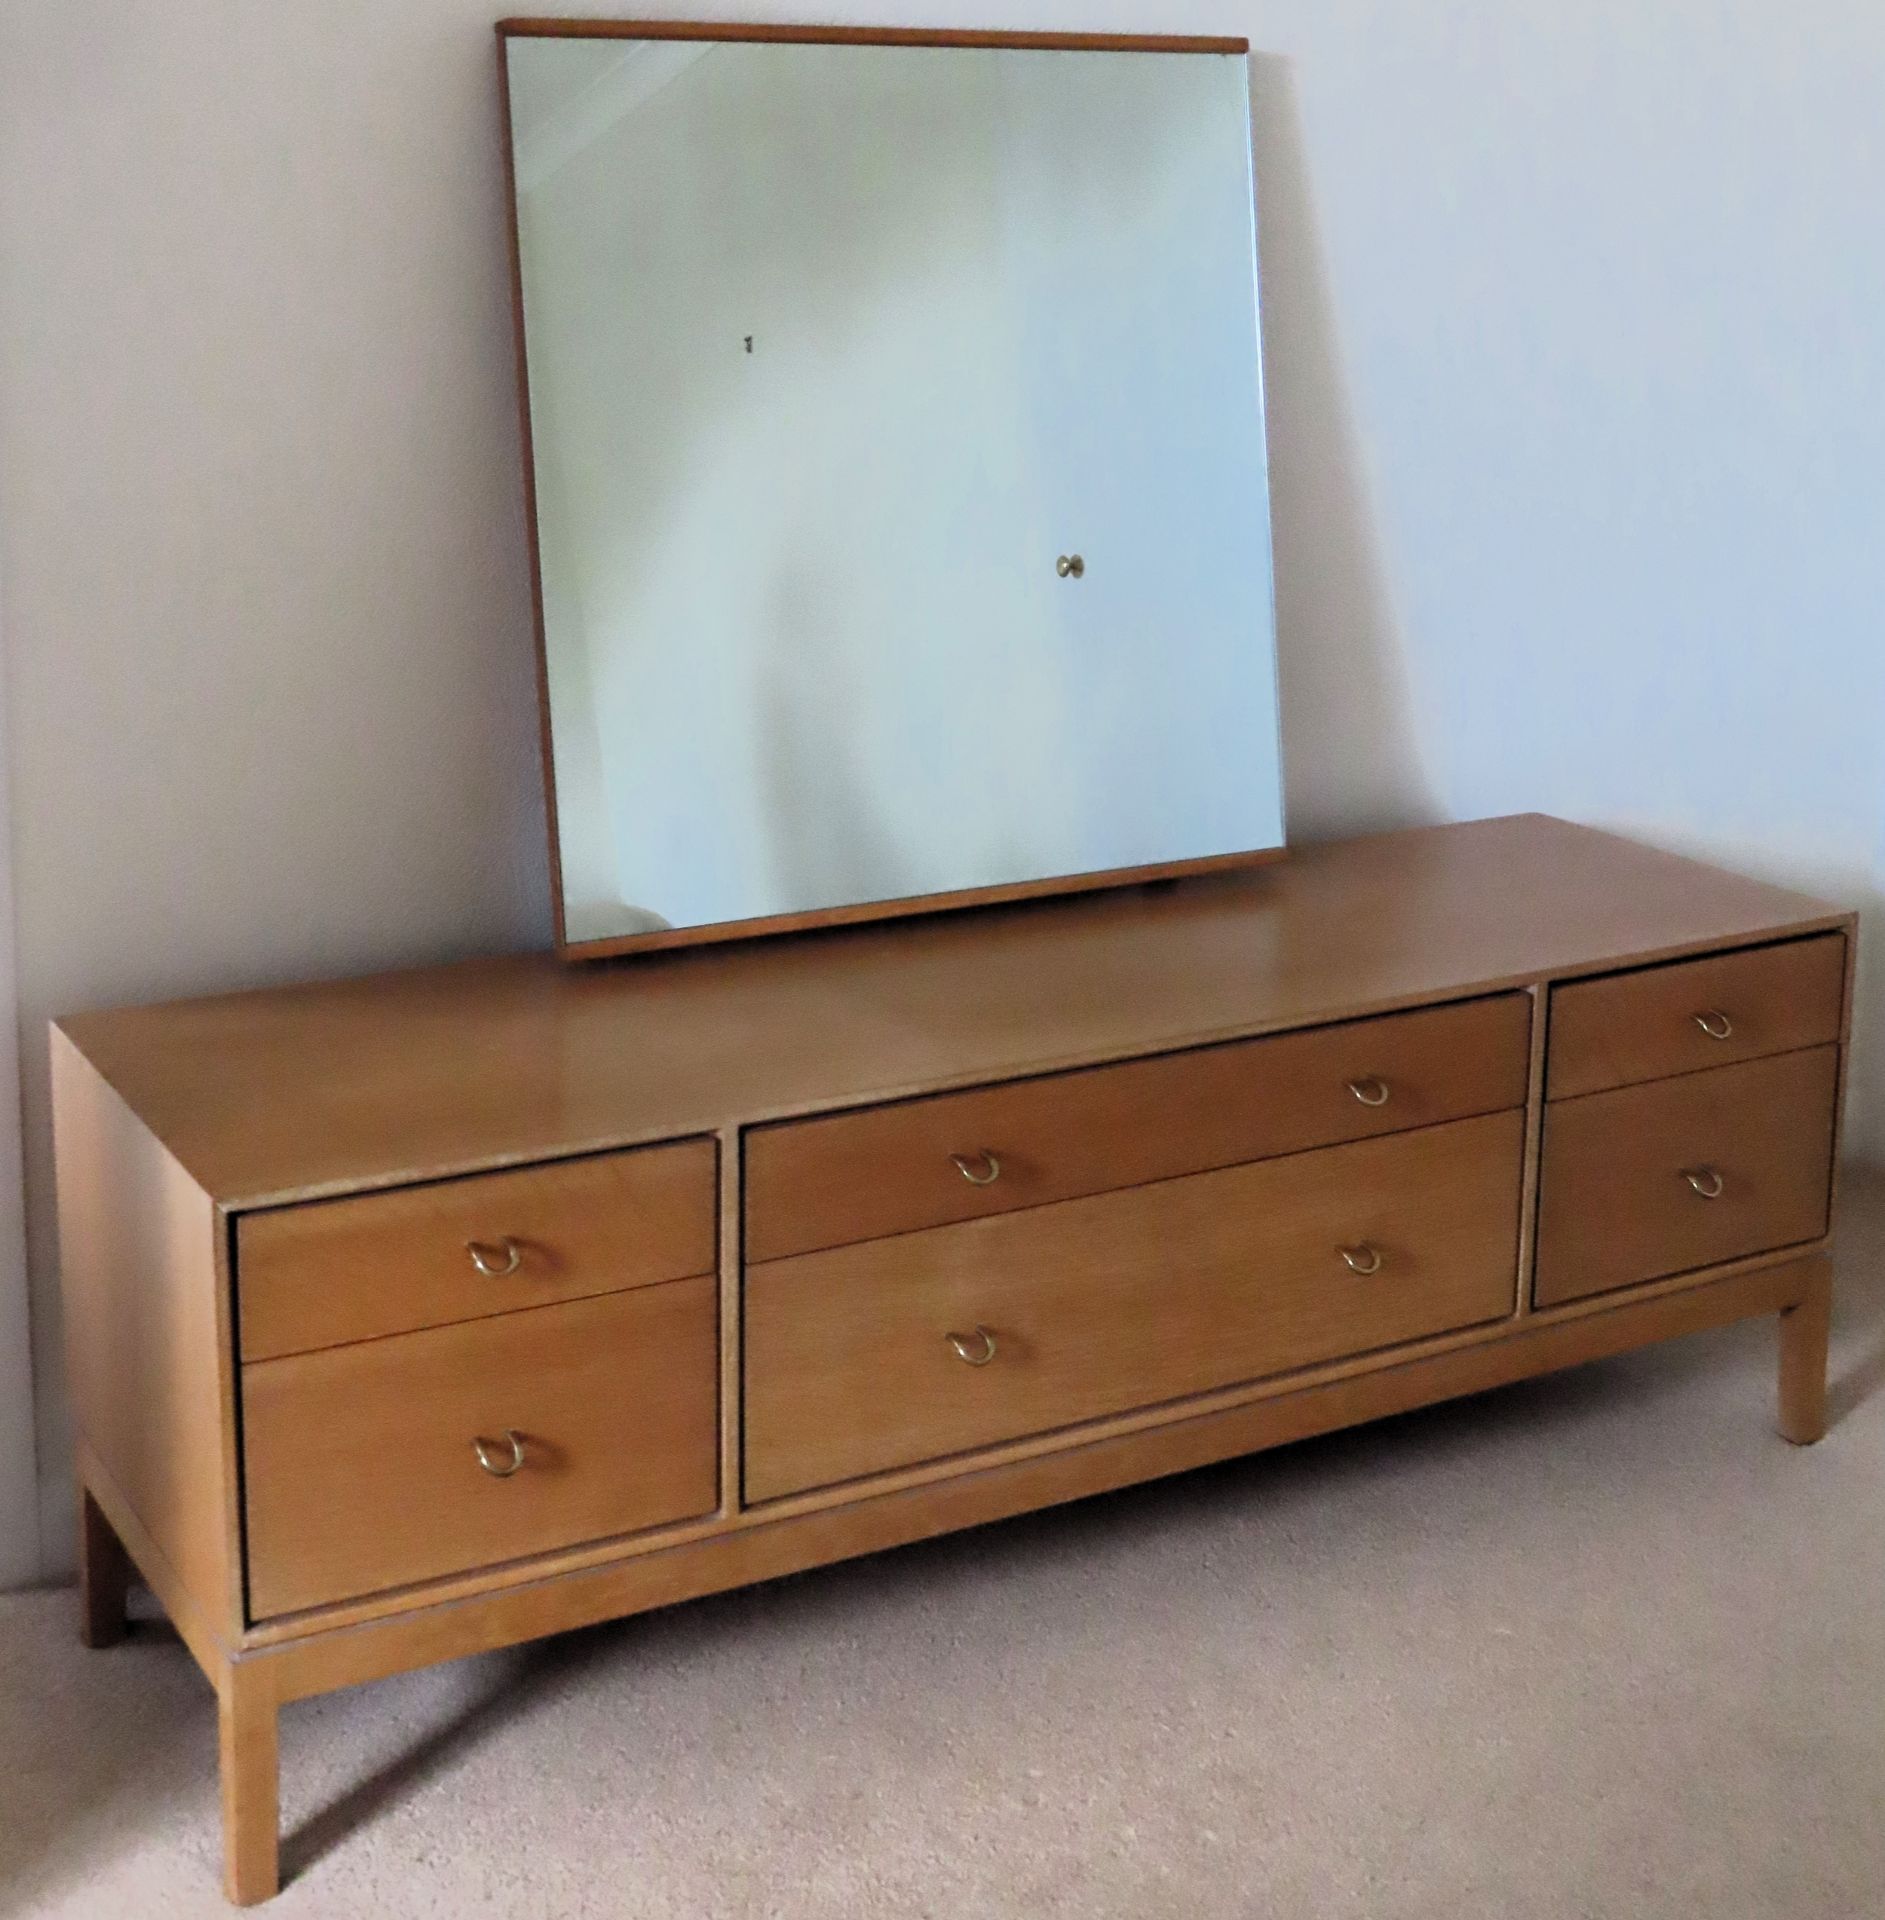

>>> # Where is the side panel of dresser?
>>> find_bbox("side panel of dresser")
[50,1028,241,1662]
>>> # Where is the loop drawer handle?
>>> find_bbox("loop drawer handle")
[473,1429,527,1478]
[1693,1010,1735,1041]
[1346,1077,1391,1108]
[1682,1166,1726,1200]
[951,1149,1003,1188]
[467,1237,523,1277]
[1338,1243,1384,1276]
[947,1325,999,1367]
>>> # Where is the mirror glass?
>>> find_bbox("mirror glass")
[506,34,1283,950]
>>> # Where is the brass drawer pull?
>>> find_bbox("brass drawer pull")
[947,1325,998,1366]
[1682,1166,1726,1200]
[472,1429,527,1478]
[466,1237,523,1277]
[1693,1010,1735,1041]
[1346,1076,1391,1108]
[1338,1242,1384,1276]
[950,1149,1002,1187]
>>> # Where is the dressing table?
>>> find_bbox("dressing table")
[57,813,1851,1901]
[51,17,1856,1905]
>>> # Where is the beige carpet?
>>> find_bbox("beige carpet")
[6,1173,1884,1920]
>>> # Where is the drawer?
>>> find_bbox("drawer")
[745,1109,1524,1502]
[1533,1048,1838,1308]
[244,1277,718,1617]
[237,1138,717,1361]
[746,994,1529,1262]
[1546,934,1844,1100]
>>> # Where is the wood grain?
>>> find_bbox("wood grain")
[253,1256,1820,1706]
[497,21,1251,55]
[1546,933,1846,1099]
[237,1138,716,1361]
[53,817,1851,1211]
[1777,1254,1832,1445]
[52,1032,241,1640]
[746,1110,1525,1502]
[747,994,1529,1261]
[1534,1047,1839,1307]
[220,1664,280,1905]
[243,1278,719,1618]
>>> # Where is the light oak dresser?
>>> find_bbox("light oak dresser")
[53,814,1854,1903]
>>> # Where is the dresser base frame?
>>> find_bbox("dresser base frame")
[76,1248,1830,1906]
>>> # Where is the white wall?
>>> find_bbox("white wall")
[0,0,1879,1583]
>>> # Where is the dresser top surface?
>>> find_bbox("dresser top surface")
[55,814,1849,1209]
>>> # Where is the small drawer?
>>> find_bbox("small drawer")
[745,1110,1523,1502]
[1534,1047,1838,1308]
[746,994,1530,1262]
[243,1278,718,1617]
[1546,934,1844,1101]
[237,1139,717,1361]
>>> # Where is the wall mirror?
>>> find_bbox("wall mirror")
[500,22,1284,958]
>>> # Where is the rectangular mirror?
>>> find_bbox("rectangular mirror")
[501,24,1284,957]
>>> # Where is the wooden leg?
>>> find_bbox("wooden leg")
[1777,1256,1832,1446]
[78,1482,132,1650]
[219,1664,281,1905]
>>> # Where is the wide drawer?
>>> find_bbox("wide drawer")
[1546,934,1845,1100]
[745,1109,1524,1502]
[243,1277,718,1617]
[237,1138,717,1361]
[1534,1047,1838,1308]
[746,994,1530,1262]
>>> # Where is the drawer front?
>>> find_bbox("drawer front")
[1534,1047,1838,1308]
[1546,934,1845,1100]
[745,1110,1524,1503]
[746,994,1530,1262]
[244,1278,718,1617]
[237,1139,717,1361]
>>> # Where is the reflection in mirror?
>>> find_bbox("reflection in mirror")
[506,34,1283,950]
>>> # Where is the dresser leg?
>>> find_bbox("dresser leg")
[1777,1257,1832,1446]
[219,1666,281,1905]
[78,1482,131,1650]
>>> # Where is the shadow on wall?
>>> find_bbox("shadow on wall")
[1251,55,1436,842]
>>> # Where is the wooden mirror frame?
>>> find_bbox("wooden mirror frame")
[497,18,1285,962]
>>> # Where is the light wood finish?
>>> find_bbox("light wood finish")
[1534,1048,1840,1308]
[50,816,1852,1905]
[52,1032,241,1641]
[500,21,1251,54]
[220,1664,280,1905]
[78,1482,131,1650]
[747,1111,1525,1502]
[54,817,1848,1211]
[236,1138,715,1361]
[1777,1254,1833,1445]
[1546,933,1847,1099]
[244,1279,719,1618]
[253,1255,1824,1709]
[748,994,1528,1262]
